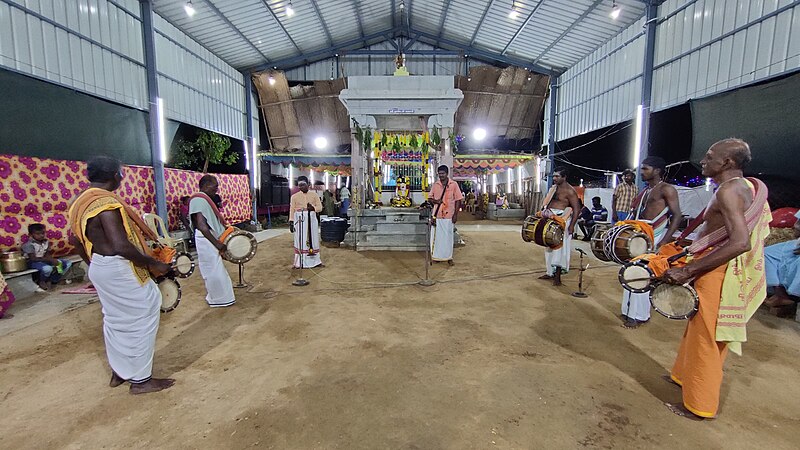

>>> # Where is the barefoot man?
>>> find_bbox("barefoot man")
[538,167,580,286]
[428,165,464,266]
[621,156,682,328]
[763,210,800,308]
[68,156,175,394]
[190,175,236,308]
[289,176,323,268]
[662,139,771,419]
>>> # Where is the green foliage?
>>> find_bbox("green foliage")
[362,126,372,150]
[169,130,237,173]
[409,134,418,149]
[431,127,441,147]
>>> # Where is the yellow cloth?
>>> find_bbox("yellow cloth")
[67,188,152,285]
[615,220,655,245]
[716,193,772,355]
[290,190,322,213]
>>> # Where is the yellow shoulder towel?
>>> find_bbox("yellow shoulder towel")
[716,181,772,355]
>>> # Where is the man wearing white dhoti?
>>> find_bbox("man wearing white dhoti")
[538,168,581,286]
[190,175,236,308]
[67,156,174,394]
[289,176,323,268]
[620,156,682,328]
[428,165,464,266]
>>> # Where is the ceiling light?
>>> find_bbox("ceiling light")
[509,9,519,19]
[268,75,276,86]
[286,1,295,17]
[610,2,621,20]
[314,137,328,149]
[467,76,472,81]
[527,75,532,81]
[399,0,405,10]
[473,128,487,141]
[184,0,196,17]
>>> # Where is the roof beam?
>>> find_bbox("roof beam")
[469,0,495,46]
[350,0,367,45]
[347,49,462,56]
[200,0,271,64]
[410,28,561,75]
[405,0,413,34]
[246,27,403,73]
[531,0,604,66]
[309,0,334,47]
[436,0,454,46]
[391,0,397,29]
[258,0,302,54]
[402,32,419,52]
[502,0,546,55]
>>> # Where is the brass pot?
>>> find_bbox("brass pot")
[1,251,28,273]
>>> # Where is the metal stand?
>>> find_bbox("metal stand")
[292,212,309,286]
[234,263,248,288]
[419,214,436,286]
[572,248,588,298]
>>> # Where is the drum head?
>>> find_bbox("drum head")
[618,263,654,293]
[173,252,195,278]
[158,278,181,313]
[650,283,698,320]
[521,216,538,243]
[628,235,652,258]
[224,230,258,264]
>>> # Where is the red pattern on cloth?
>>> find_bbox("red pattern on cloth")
[0,154,250,256]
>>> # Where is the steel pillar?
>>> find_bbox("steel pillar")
[140,0,167,223]
[244,72,258,223]
[546,75,558,190]
[635,1,658,183]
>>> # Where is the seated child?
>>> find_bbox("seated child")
[22,223,73,292]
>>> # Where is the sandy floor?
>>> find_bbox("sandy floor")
[1,229,799,449]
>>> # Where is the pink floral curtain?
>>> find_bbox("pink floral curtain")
[0,155,251,256]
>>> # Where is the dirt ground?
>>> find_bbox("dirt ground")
[1,229,799,449]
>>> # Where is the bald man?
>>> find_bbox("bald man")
[662,138,771,420]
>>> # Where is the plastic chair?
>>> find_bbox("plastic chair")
[142,213,187,252]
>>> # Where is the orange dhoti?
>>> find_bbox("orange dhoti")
[669,263,729,418]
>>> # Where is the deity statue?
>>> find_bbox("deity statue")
[495,191,509,209]
[393,53,409,76]
[390,176,413,207]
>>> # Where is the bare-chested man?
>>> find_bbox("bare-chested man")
[68,156,175,394]
[662,138,770,420]
[538,167,581,286]
[621,156,682,328]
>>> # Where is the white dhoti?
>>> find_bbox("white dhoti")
[544,210,572,276]
[431,218,455,261]
[88,254,160,383]
[293,211,322,268]
[195,230,236,307]
[621,220,669,321]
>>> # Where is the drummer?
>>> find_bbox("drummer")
[538,167,581,286]
[67,156,174,394]
[189,175,236,308]
[620,156,682,328]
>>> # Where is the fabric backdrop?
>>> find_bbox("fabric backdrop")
[0,154,250,256]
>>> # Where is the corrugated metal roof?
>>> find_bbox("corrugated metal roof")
[253,65,549,152]
[153,0,650,74]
